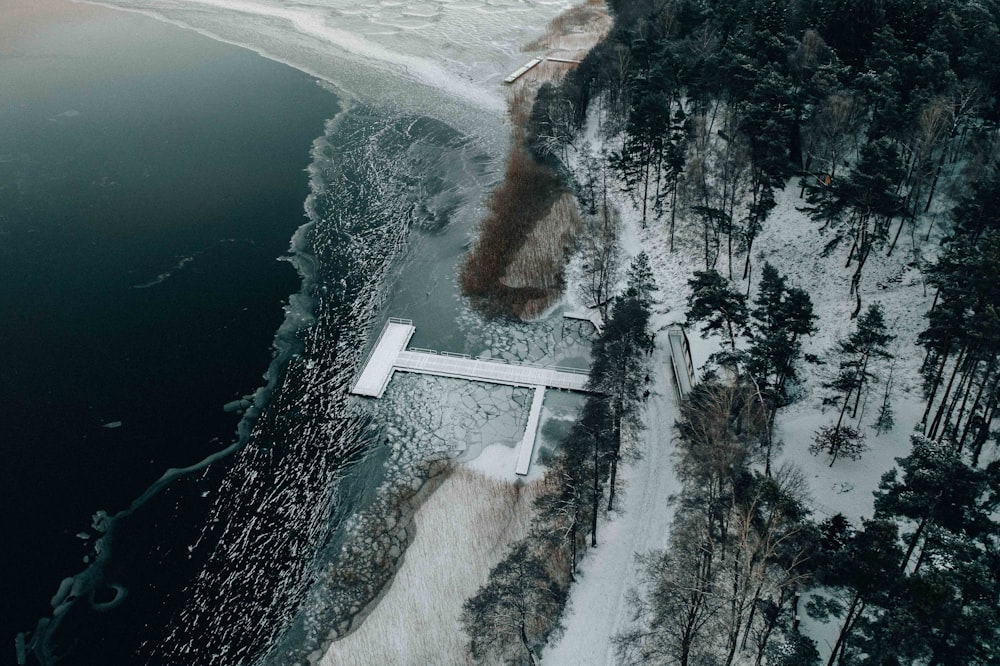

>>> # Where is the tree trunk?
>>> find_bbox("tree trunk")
[520,617,537,666]
[928,347,966,439]
[827,593,863,666]
[886,212,910,257]
[958,357,994,452]
[607,414,621,512]
[835,385,854,433]
[850,354,872,419]
[943,357,976,445]
[901,516,929,573]
[920,348,951,431]
[670,178,678,252]
[591,431,600,547]
[924,149,947,213]
[971,389,999,467]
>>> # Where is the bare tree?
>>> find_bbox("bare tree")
[462,540,566,666]
[615,515,721,666]
[580,190,622,321]
[802,92,865,188]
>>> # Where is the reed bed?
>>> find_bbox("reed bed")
[321,466,548,665]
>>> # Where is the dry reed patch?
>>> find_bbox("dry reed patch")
[320,466,548,666]
[460,2,609,319]
[501,193,582,317]
[523,0,610,53]
[460,142,566,317]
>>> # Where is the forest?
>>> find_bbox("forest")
[459,0,1000,664]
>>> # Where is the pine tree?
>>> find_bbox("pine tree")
[874,434,995,571]
[747,263,818,402]
[823,303,894,433]
[686,269,749,351]
[812,519,904,666]
[809,424,867,467]
[589,258,653,512]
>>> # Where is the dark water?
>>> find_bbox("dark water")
[2,3,501,663]
[0,3,339,662]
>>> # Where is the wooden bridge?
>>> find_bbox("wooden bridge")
[351,319,590,475]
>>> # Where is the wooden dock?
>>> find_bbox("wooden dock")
[516,386,546,476]
[351,320,589,397]
[503,55,583,85]
[563,309,604,333]
[350,318,416,398]
[351,319,592,476]
[503,57,543,84]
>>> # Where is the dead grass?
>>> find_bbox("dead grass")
[460,141,567,317]
[460,1,610,319]
[321,467,550,666]
[523,0,610,53]
[501,193,583,317]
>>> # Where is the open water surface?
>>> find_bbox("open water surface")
[4,0,577,663]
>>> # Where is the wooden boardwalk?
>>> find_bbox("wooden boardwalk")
[351,319,592,475]
[516,386,546,475]
[503,57,543,84]
[563,309,604,333]
[503,55,583,84]
[668,327,696,398]
[395,350,588,391]
[351,320,589,397]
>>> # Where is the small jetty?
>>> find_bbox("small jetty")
[503,55,584,85]
[545,56,583,65]
[351,319,592,475]
[504,57,544,84]
[563,309,604,334]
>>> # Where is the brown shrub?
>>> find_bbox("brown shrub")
[460,143,566,318]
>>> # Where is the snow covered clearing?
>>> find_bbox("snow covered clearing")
[321,464,546,666]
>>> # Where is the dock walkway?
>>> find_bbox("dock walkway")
[351,320,589,397]
[351,319,592,475]
[503,55,583,84]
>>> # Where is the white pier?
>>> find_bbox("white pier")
[504,57,544,84]
[350,318,416,398]
[352,319,592,475]
[394,351,588,392]
[516,386,546,476]
[351,319,589,397]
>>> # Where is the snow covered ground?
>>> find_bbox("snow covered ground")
[541,324,682,665]
[542,135,708,664]
[542,112,938,662]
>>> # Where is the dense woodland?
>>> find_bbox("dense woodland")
[462,0,1000,664]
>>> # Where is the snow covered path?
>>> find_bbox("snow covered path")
[542,328,682,665]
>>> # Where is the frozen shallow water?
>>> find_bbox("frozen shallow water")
[85,0,578,143]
